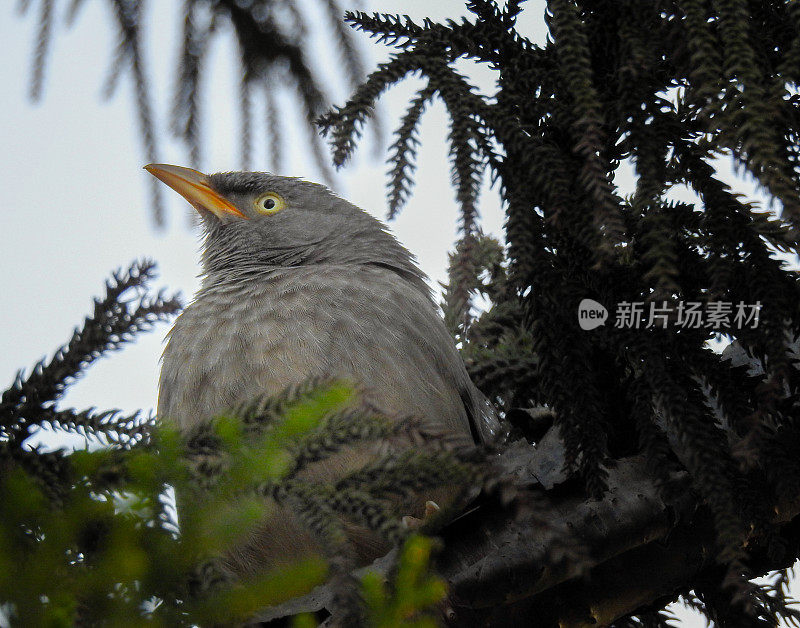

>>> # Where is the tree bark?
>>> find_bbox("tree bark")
[437,429,800,626]
[254,420,800,626]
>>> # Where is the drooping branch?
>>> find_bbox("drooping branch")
[20,0,373,225]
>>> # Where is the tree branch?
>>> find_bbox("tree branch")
[254,418,800,626]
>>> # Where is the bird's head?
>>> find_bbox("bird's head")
[145,164,426,288]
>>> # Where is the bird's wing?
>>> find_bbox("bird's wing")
[308,264,494,443]
[460,383,502,445]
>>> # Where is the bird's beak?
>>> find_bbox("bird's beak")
[144,164,247,220]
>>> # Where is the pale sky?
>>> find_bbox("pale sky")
[0,1,783,625]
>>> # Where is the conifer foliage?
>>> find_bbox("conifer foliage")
[321,0,800,623]
[0,260,180,458]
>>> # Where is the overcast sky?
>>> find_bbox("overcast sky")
[1,2,785,624]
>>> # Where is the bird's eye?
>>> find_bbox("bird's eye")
[254,192,286,215]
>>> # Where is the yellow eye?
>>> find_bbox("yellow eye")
[254,192,285,215]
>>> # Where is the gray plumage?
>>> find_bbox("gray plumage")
[158,171,496,441]
[150,166,497,573]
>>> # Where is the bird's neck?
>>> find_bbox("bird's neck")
[200,224,433,298]
[200,260,433,304]
[200,265,287,289]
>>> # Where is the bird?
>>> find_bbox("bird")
[145,163,498,575]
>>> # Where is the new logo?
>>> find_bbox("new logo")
[578,299,608,330]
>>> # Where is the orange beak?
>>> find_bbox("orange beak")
[144,164,247,220]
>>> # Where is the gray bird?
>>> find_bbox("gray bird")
[146,164,497,573]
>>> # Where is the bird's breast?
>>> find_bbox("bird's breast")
[158,266,471,436]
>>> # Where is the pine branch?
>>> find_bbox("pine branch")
[546,0,625,254]
[319,51,429,167]
[171,0,210,167]
[322,0,367,90]
[386,83,436,218]
[33,407,155,448]
[239,69,253,170]
[0,260,181,446]
[344,11,429,48]
[65,0,88,26]
[264,77,283,173]
[109,0,165,223]
[28,0,53,101]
